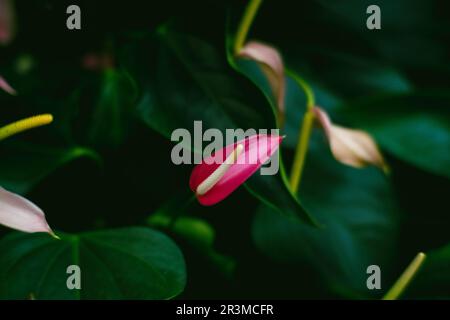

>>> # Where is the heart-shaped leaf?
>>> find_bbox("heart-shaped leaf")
[0,227,186,299]
[252,132,401,297]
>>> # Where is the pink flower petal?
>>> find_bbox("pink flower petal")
[0,186,54,234]
[190,134,282,206]
[313,107,388,172]
[0,0,16,46]
[239,41,285,121]
[0,75,17,95]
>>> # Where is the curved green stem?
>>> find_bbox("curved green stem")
[234,0,263,55]
[383,252,426,300]
[290,110,314,193]
[286,69,315,110]
[286,69,316,193]
[233,0,316,194]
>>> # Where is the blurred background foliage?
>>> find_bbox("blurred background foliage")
[0,0,449,299]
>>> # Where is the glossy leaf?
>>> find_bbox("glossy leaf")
[0,141,100,194]
[0,227,186,299]
[88,69,138,148]
[252,132,400,297]
[314,0,444,69]
[287,52,412,100]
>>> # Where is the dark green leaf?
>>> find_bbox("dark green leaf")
[0,227,186,299]
[88,69,138,147]
[313,0,446,69]
[291,52,412,98]
[252,132,401,297]
[0,141,100,194]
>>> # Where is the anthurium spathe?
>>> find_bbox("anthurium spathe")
[239,41,285,124]
[190,134,283,206]
[0,75,16,95]
[0,114,57,237]
[313,107,388,172]
[0,187,55,235]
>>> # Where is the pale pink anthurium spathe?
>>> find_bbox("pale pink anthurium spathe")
[313,107,388,173]
[0,186,56,236]
[0,75,17,95]
[239,41,286,123]
[190,134,283,206]
[0,113,56,237]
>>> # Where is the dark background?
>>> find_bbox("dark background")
[0,0,449,299]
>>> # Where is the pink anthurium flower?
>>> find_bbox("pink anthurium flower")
[313,107,388,173]
[190,134,283,206]
[0,0,16,45]
[239,41,285,123]
[0,75,17,95]
[0,186,56,236]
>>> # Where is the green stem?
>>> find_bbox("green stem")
[383,252,426,300]
[286,69,315,109]
[234,0,263,55]
[286,69,315,193]
[290,110,314,193]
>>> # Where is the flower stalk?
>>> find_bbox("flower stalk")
[383,252,427,300]
[287,70,315,193]
[233,0,263,55]
[290,110,314,193]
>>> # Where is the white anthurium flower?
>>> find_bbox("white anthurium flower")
[0,114,57,237]
[0,187,56,236]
